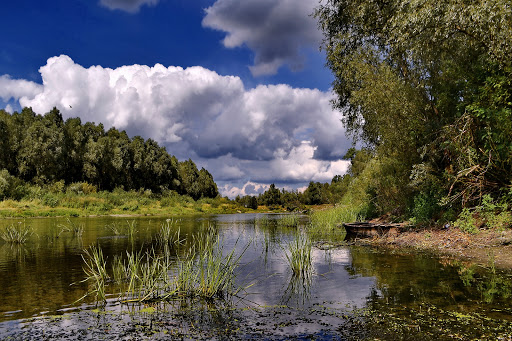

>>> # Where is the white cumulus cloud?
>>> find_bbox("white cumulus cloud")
[0,75,43,102]
[7,55,352,197]
[203,0,322,76]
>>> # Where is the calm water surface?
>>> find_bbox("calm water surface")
[0,214,511,340]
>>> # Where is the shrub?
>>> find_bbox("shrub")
[411,191,441,224]
[453,208,478,234]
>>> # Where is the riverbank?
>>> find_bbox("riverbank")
[0,193,287,218]
[360,225,512,269]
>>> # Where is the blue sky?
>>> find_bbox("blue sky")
[0,0,352,197]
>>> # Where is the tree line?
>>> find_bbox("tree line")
[0,107,218,200]
[314,0,512,223]
[235,177,349,211]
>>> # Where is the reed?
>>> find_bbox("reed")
[157,218,184,246]
[45,224,67,240]
[277,213,301,227]
[58,218,84,237]
[107,222,122,235]
[284,233,312,277]
[0,222,32,243]
[126,220,138,238]
[81,228,249,304]
[309,204,361,236]
[194,232,246,299]
[256,215,273,227]
[81,245,109,303]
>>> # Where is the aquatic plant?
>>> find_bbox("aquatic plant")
[0,222,32,244]
[284,233,312,277]
[310,205,360,232]
[194,232,248,299]
[277,213,301,228]
[157,218,184,246]
[45,224,67,240]
[58,218,84,237]
[126,220,138,238]
[83,228,249,304]
[107,222,122,235]
[256,215,273,228]
[80,245,109,303]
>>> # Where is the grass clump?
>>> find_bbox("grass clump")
[309,204,360,234]
[80,245,109,303]
[284,233,312,277]
[0,222,33,243]
[81,227,249,305]
[58,218,84,237]
[277,213,301,228]
[157,218,183,246]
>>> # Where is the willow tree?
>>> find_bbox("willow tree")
[316,0,512,213]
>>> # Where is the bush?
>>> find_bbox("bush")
[411,191,441,224]
[0,170,29,201]
[453,208,478,234]
[42,193,60,208]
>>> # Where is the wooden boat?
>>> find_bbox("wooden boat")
[342,222,402,239]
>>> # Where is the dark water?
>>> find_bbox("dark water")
[0,214,511,340]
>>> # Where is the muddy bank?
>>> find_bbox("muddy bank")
[357,226,512,269]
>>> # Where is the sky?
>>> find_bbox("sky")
[0,0,353,197]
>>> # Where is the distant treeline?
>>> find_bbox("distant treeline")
[235,178,347,210]
[0,107,218,200]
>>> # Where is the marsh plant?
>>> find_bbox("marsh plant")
[126,220,138,238]
[106,220,139,238]
[58,218,84,237]
[157,218,184,246]
[310,205,360,232]
[81,228,249,305]
[80,245,109,303]
[256,215,273,228]
[0,222,33,244]
[277,213,301,228]
[107,222,123,235]
[284,233,313,278]
[45,224,67,240]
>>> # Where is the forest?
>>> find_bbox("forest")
[0,107,218,201]
[313,0,512,225]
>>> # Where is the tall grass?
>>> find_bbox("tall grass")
[277,213,301,228]
[309,204,361,235]
[58,218,84,237]
[81,228,249,304]
[157,218,183,246]
[194,231,248,299]
[0,222,32,243]
[284,233,312,277]
[80,245,109,303]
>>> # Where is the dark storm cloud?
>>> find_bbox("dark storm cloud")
[202,0,322,76]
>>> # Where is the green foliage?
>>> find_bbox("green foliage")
[453,208,478,234]
[0,108,218,201]
[411,191,441,225]
[316,0,512,217]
